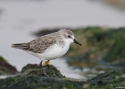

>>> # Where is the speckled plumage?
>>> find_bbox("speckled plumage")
[28,32,59,53]
[11,29,74,54]
[11,29,82,62]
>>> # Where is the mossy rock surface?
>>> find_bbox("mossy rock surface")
[66,27,125,69]
[0,70,125,89]
[0,56,18,75]
[21,64,65,78]
[87,70,125,89]
[0,75,85,89]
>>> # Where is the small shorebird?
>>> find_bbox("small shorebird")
[12,29,82,77]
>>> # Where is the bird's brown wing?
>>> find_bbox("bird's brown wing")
[12,32,57,53]
[28,34,56,53]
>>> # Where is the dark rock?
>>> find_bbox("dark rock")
[21,64,40,73]
[21,64,65,78]
[66,27,125,69]
[0,69,125,89]
[0,75,85,89]
[87,70,125,89]
[0,56,18,75]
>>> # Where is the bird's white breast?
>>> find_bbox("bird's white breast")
[28,42,70,60]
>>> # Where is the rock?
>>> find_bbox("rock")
[0,56,18,75]
[0,69,125,89]
[21,64,40,73]
[0,75,85,89]
[0,63,85,89]
[87,70,125,89]
[21,64,65,78]
[66,27,125,69]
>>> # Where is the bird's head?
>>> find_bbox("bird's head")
[59,29,82,46]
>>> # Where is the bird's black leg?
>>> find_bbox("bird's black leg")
[39,61,48,77]
[47,64,58,78]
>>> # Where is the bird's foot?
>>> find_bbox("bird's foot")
[44,60,50,66]
[40,60,58,78]
[39,61,49,77]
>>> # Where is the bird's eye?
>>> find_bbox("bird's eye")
[68,35,71,38]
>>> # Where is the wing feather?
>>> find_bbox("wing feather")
[12,32,58,53]
[28,33,57,53]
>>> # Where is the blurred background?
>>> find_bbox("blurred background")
[0,0,125,80]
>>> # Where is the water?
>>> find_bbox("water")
[0,0,125,79]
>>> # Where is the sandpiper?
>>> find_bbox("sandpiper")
[12,29,82,77]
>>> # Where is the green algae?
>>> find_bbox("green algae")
[21,64,40,73]
[67,27,125,69]
[0,75,84,89]
[87,70,125,89]
[0,56,7,62]
[0,70,125,89]
[21,64,65,78]
[0,56,18,75]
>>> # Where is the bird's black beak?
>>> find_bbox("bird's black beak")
[74,39,82,46]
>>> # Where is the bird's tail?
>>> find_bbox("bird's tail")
[11,43,29,50]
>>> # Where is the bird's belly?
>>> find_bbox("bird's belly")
[35,44,70,60]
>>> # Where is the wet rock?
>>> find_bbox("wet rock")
[0,75,85,89]
[67,27,125,69]
[0,56,18,75]
[0,63,85,89]
[21,64,65,78]
[0,69,125,89]
[21,64,40,73]
[87,70,125,89]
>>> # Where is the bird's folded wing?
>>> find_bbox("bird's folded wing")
[28,35,56,53]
